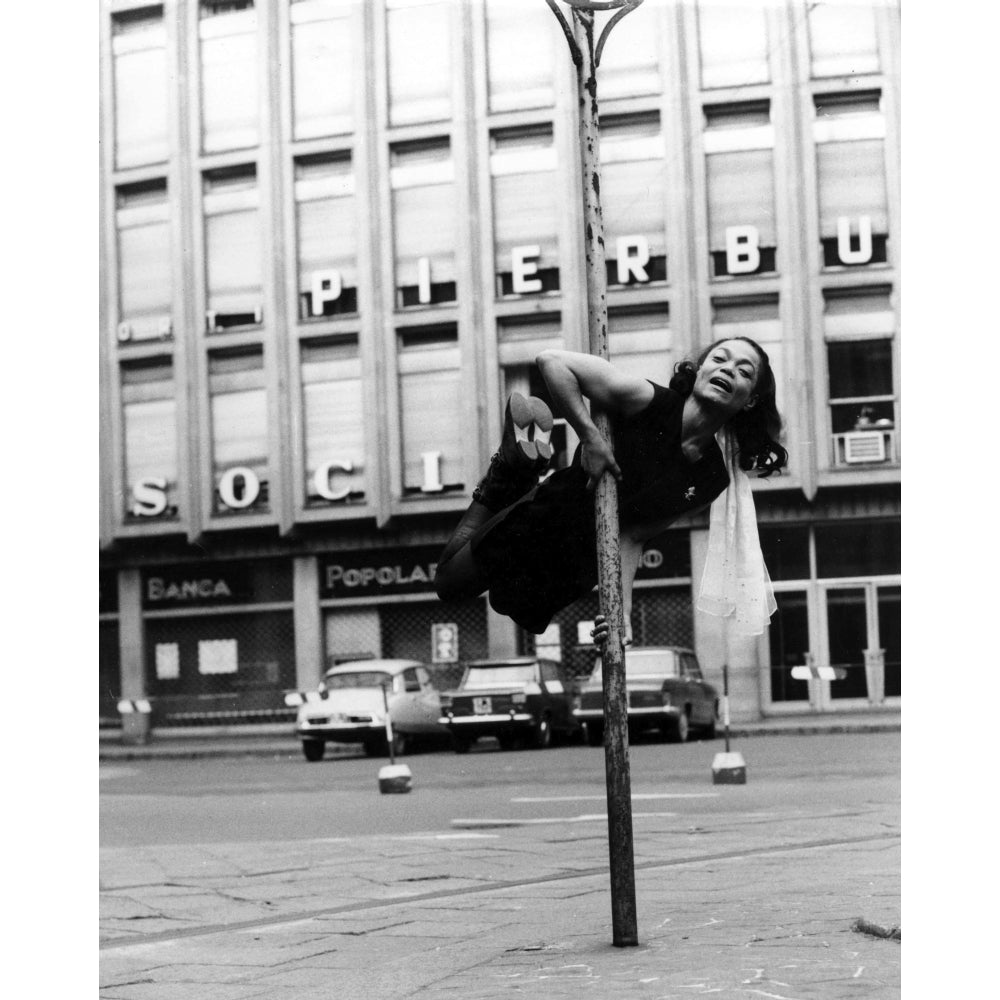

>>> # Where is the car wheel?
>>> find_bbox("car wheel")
[302,740,325,762]
[451,735,472,754]
[665,710,690,744]
[703,710,717,741]
[533,716,552,750]
[585,723,604,748]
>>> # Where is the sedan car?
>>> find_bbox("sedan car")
[438,657,581,753]
[294,659,447,761]
[573,647,718,746]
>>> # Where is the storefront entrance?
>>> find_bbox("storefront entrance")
[764,579,900,713]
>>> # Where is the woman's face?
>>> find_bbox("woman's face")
[692,340,762,419]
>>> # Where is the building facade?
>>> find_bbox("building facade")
[99,0,901,736]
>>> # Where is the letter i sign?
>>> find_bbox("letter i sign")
[432,623,458,663]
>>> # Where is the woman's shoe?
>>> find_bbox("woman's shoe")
[472,393,547,511]
[528,396,554,465]
[501,392,540,468]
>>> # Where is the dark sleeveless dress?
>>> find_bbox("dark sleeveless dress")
[470,383,730,633]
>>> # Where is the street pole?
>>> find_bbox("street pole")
[546,0,645,948]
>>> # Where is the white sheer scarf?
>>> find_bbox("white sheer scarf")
[696,429,776,636]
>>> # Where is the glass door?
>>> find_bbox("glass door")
[763,589,813,712]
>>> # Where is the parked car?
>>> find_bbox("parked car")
[294,659,447,761]
[438,657,581,753]
[573,647,718,746]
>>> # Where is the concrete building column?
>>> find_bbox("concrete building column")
[117,569,149,745]
[293,556,323,692]
[690,529,764,723]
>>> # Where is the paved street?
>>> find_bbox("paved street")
[100,732,900,998]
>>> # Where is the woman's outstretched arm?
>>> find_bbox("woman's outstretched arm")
[535,350,653,490]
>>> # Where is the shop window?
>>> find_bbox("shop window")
[608,305,672,384]
[397,325,464,495]
[121,357,179,521]
[203,165,263,331]
[386,0,452,127]
[597,0,660,99]
[600,114,667,288]
[491,125,560,297]
[485,0,555,114]
[391,139,456,309]
[758,525,810,582]
[814,92,889,268]
[807,0,880,78]
[704,102,776,279]
[199,0,259,153]
[300,338,366,505]
[295,152,358,319]
[696,0,769,89]
[116,180,173,343]
[711,295,784,411]
[290,0,355,140]
[111,6,168,169]
[815,521,899,579]
[208,347,269,513]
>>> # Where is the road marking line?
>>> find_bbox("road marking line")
[452,812,677,829]
[511,793,719,803]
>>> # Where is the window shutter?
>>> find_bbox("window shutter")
[816,140,888,237]
[393,183,456,285]
[200,11,259,152]
[808,2,880,78]
[209,353,268,479]
[113,28,169,168]
[122,363,177,510]
[398,344,463,491]
[301,348,365,498]
[597,6,660,99]
[485,0,554,113]
[387,0,451,126]
[696,0,770,89]
[602,158,667,254]
[118,217,172,336]
[291,2,354,139]
[707,149,776,250]
[205,209,263,315]
[492,171,558,273]
[297,194,358,292]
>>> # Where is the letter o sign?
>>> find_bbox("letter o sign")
[218,467,261,510]
[641,549,663,570]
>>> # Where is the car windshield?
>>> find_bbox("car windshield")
[461,664,538,689]
[590,653,679,682]
[323,671,391,691]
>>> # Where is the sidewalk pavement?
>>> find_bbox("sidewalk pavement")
[100,744,901,998]
[99,709,901,761]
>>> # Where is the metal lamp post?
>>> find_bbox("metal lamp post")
[545,0,645,949]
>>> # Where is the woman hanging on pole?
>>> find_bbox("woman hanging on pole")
[434,337,788,642]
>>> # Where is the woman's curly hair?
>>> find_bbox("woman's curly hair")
[668,336,788,477]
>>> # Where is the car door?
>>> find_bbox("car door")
[680,654,712,726]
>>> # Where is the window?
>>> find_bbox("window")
[121,358,178,520]
[815,522,900,578]
[823,288,896,465]
[116,180,172,343]
[203,165,263,330]
[391,140,456,308]
[199,0,259,153]
[208,348,269,513]
[704,102,776,278]
[758,525,811,582]
[485,0,555,113]
[696,0,769,89]
[597,0,660,99]
[711,295,784,409]
[300,339,365,505]
[814,92,889,268]
[807,0,880,78]
[386,0,452,127]
[600,114,667,288]
[397,326,464,495]
[295,153,358,319]
[491,126,559,296]
[111,6,168,169]
[608,306,672,384]
[290,0,355,140]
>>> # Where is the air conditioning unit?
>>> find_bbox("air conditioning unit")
[116,322,133,342]
[843,431,886,464]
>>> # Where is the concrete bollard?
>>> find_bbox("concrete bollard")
[378,763,413,794]
[711,751,747,785]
